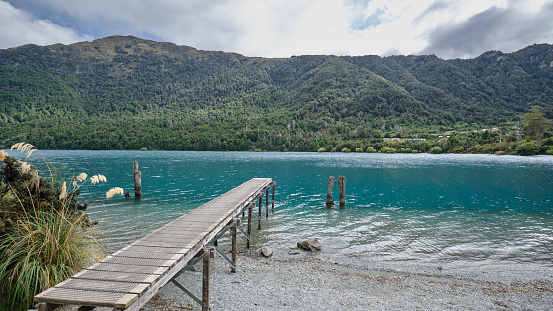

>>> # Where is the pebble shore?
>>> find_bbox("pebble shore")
[142,246,553,311]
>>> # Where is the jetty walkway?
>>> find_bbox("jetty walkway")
[33,178,275,311]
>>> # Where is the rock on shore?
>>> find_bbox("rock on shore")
[297,239,322,251]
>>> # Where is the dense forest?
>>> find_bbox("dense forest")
[1,36,552,154]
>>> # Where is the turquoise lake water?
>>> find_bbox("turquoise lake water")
[18,151,553,281]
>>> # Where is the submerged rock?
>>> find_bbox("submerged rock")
[297,239,322,251]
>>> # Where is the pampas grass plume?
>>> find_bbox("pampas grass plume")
[0,150,7,161]
[77,173,88,182]
[106,187,124,199]
[11,142,36,159]
[90,174,107,185]
[59,181,67,200]
[20,162,31,174]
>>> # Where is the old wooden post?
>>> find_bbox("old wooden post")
[265,188,269,217]
[326,176,335,206]
[202,247,213,311]
[247,203,253,249]
[231,218,239,273]
[133,161,142,198]
[272,182,275,211]
[258,195,262,230]
[338,175,346,206]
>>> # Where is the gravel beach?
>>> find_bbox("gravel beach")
[142,245,553,311]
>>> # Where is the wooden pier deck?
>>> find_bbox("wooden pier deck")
[33,178,275,311]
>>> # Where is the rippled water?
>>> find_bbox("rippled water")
[26,151,553,281]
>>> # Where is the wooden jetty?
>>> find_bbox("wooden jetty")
[33,178,275,311]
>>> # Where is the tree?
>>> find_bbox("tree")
[515,141,540,156]
[524,106,550,144]
[429,146,443,154]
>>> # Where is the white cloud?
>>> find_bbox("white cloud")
[0,0,91,49]
[1,0,552,58]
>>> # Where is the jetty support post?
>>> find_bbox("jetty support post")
[258,195,262,230]
[266,188,269,218]
[133,161,142,199]
[202,247,214,311]
[272,182,275,211]
[338,175,346,206]
[326,176,335,206]
[171,250,210,311]
[247,203,253,249]
[231,218,239,273]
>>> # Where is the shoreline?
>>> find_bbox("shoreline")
[142,246,553,311]
[9,149,553,156]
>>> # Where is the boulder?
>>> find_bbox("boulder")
[261,246,274,257]
[297,239,322,251]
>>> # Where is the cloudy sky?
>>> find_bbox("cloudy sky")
[1,0,552,59]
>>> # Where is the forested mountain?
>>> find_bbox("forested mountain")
[1,36,552,151]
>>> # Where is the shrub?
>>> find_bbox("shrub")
[355,148,363,152]
[543,138,553,146]
[317,147,326,152]
[341,148,351,153]
[515,142,540,156]
[366,147,377,153]
[0,143,121,310]
[546,149,553,155]
[429,147,443,154]
[381,147,396,153]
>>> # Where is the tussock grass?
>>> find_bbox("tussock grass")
[0,207,106,310]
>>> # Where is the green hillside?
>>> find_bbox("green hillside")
[1,36,552,152]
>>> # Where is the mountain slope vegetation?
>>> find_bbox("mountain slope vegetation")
[1,36,552,152]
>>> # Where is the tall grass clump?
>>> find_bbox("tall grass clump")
[0,143,122,310]
[0,207,105,310]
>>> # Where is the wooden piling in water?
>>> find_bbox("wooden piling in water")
[338,175,346,205]
[326,176,335,206]
[133,161,142,198]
